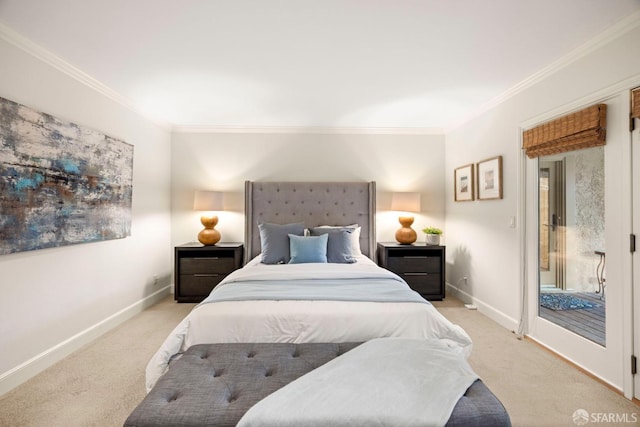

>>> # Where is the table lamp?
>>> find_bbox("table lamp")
[391,192,421,244]
[193,190,224,245]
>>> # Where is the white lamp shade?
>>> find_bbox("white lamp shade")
[391,192,421,213]
[193,191,224,211]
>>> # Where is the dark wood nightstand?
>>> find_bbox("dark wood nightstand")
[174,242,243,303]
[377,242,446,301]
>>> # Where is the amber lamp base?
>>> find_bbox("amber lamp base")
[198,215,221,245]
[395,215,417,244]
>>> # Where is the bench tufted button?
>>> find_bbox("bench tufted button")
[166,391,180,402]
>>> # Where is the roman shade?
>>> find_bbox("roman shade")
[522,104,607,159]
[632,86,640,120]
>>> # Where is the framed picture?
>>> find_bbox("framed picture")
[454,163,475,202]
[477,156,503,200]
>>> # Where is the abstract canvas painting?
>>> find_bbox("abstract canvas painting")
[0,96,133,255]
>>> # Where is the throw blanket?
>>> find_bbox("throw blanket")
[203,257,425,304]
[238,337,479,427]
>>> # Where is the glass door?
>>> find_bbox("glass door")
[537,149,605,347]
[539,161,566,292]
[525,92,630,395]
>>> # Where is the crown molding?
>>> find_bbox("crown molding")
[0,22,171,130]
[445,9,640,133]
[171,125,444,135]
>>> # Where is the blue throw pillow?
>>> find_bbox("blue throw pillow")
[288,234,328,264]
[258,222,306,264]
[309,227,357,263]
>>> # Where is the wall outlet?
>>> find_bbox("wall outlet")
[153,275,159,285]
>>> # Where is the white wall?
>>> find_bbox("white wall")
[170,132,446,256]
[444,21,640,384]
[0,37,173,394]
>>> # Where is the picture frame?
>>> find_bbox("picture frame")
[476,155,503,200]
[454,163,475,202]
[0,95,133,255]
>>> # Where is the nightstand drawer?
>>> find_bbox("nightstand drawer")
[387,256,440,273]
[401,273,442,295]
[174,243,244,303]
[180,274,225,296]
[180,257,236,274]
[377,243,445,301]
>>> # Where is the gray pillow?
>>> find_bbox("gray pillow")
[309,227,356,263]
[258,222,305,264]
[315,224,361,255]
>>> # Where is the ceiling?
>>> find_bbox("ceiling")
[1,0,639,132]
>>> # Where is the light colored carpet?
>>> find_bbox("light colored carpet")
[0,297,194,427]
[0,295,637,427]
[432,297,639,426]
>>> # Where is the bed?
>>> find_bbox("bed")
[135,181,510,426]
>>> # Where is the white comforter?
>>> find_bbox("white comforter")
[146,256,472,391]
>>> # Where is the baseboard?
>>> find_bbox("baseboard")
[446,283,519,332]
[0,285,171,397]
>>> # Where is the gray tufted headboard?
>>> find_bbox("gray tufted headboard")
[244,181,376,264]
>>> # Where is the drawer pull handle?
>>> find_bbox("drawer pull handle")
[194,274,220,277]
[404,256,428,259]
[404,272,428,276]
[193,257,220,260]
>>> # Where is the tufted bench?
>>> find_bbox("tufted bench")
[125,342,510,427]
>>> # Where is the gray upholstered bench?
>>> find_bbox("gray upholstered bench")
[125,342,510,427]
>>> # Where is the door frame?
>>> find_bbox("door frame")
[632,112,640,399]
[519,85,635,398]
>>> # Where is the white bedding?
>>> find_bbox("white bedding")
[146,256,472,391]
